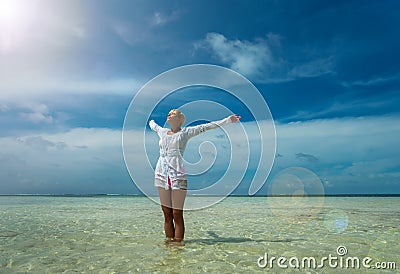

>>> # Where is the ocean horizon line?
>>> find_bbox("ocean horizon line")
[0,193,399,197]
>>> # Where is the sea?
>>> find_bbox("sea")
[0,196,398,273]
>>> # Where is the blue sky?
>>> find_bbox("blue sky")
[0,0,399,195]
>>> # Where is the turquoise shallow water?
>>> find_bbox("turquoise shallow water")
[0,196,399,273]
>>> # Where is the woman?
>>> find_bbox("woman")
[149,109,240,245]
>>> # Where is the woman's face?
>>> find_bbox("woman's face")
[167,111,181,126]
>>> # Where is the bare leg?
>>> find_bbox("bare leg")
[158,187,174,239]
[161,205,174,239]
[172,208,184,241]
[171,189,187,242]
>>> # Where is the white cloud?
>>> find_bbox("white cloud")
[0,103,9,112]
[112,20,145,45]
[0,77,142,101]
[203,33,275,78]
[285,94,398,122]
[273,115,400,193]
[0,127,130,194]
[200,32,336,83]
[151,10,180,26]
[18,103,53,124]
[1,116,399,194]
[112,9,181,46]
[345,159,399,176]
[152,12,165,25]
[17,136,66,151]
[295,152,319,163]
[288,56,334,78]
[47,127,123,148]
[341,73,400,87]
[19,112,53,124]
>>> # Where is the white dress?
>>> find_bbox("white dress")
[149,117,232,190]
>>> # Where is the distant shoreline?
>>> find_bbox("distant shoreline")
[0,194,399,197]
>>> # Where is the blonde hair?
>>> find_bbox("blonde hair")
[169,109,186,126]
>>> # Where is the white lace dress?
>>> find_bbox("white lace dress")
[149,117,232,190]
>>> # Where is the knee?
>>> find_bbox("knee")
[163,209,174,223]
[173,209,184,223]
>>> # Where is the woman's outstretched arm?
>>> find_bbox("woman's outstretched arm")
[149,120,161,133]
[185,114,241,138]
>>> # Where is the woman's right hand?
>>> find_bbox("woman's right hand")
[229,114,241,123]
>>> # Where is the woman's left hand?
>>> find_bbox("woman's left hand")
[229,114,241,123]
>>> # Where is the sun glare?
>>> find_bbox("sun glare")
[0,0,37,50]
[0,0,25,24]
